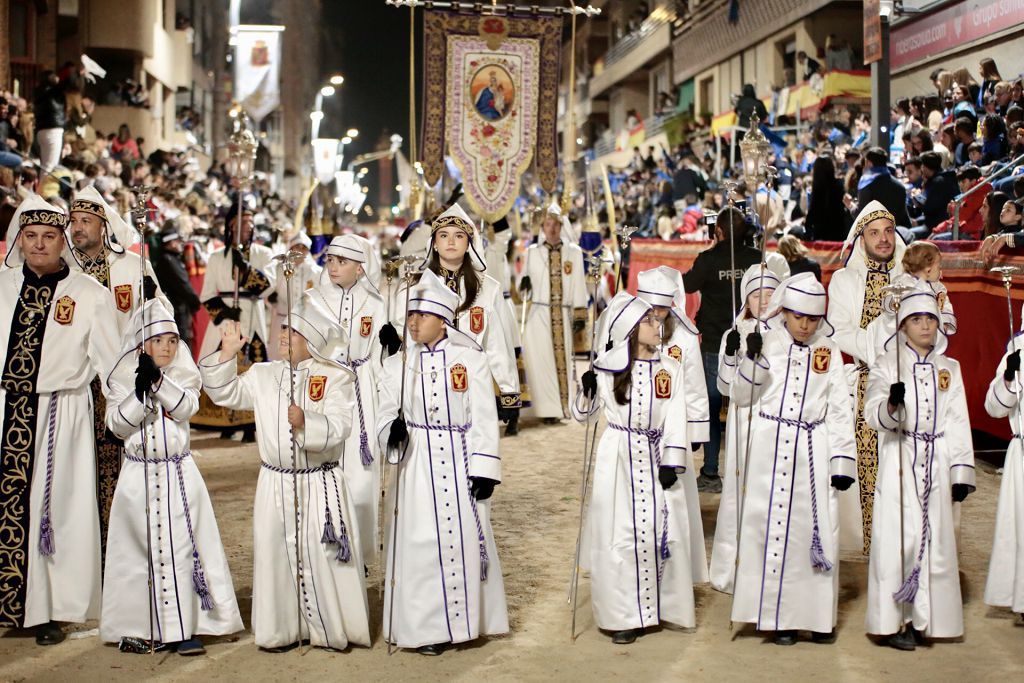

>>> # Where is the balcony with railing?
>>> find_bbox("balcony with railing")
[589,8,675,98]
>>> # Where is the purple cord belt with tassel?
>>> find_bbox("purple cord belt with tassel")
[406,420,490,581]
[124,450,215,611]
[38,392,59,558]
[259,460,352,564]
[892,429,944,605]
[345,355,374,467]
[606,422,672,582]
[758,412,832,572]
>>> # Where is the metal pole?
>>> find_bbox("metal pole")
[386,268,417,655]
[569,253,603,641]
[129,185,158,655]
[870,14,891,149]
[994,267,1024,439]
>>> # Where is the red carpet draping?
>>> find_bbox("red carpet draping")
[628,238,1024,440]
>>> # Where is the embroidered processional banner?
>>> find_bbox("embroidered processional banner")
[422,13,561,223]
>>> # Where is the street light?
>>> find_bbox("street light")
[739,114,771,188]
[227,118,259,181]
[346,128,359,138]
[341,136,352,145]
[329,74,345,86]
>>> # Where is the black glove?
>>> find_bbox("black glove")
[724,328,741,357]
[519,275,532,296]
[658,466,678,490]
[582,370,597,400]
[951,483,971,503]
[267,292,279,306]
[605,339,614,352]
[888,381,905,408]
[213,306,242,325]
[831,475,854,491]
[379,322,402,356]
[142,275,158,300]
[230,247,249,273]
[470,476,498,501]
[135,352,161,401]
[1005,350,1021,382]
[493,216,510,233]
[691,443,701,453]
[572,319,586,334]
[745,331,762,360]
[496,403,519,424]
[387,417,408,451]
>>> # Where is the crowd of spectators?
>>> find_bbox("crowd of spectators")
[581,57,1024,254]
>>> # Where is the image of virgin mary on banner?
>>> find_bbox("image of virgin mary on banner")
[422,13,561,223]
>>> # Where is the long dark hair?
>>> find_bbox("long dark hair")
[985,191,1012,237]
[428,247,481,316]
[611,314,675,405]
[806,155,844,239]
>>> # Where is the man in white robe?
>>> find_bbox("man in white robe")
[377,270,508,655]
[520,201,587,421]
[0,195,120,644]
[826,200,906,554]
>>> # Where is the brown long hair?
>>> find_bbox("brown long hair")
[427,248,481,317]
[611,314,675,405]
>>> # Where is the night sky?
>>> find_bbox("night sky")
[319,2,420,163]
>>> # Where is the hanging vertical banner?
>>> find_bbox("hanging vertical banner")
[863,0,882,65]
[234,25,285,123]
[422,12,561,223]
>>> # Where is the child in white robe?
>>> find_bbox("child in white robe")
[103,299,243,654]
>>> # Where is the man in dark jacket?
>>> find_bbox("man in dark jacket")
[152,223,201,349]
[735,84,769,130]
[671,155,707,203]
[856,147,912,228]
[917,151,959,238]
[33,71,66,172]
[682,206,761,492]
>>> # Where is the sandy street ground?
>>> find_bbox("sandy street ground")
[0,413,1021,682]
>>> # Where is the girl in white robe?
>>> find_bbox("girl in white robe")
[729,273,857,645]
[377,270,509,655]
[984,317,1024,620]
[709,265,781,594]
[865,283,974,649]
[200,295,370,652]
[573,295,697,644]
[102,299,243,654]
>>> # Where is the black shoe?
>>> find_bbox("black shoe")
[887,629,916,651]
[416,642,447,656]
[219,428,235,440]
[35,621,65,646]
[611,629,639,644]
[241,427,256,443]
[505,419,519,436]
[773,630,797,646]
[811,629,837,644]
[696,470,722,493]
[542,417,561,425]
[260,641,300,653]
[176,637,206,656]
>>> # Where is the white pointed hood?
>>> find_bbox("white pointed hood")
[3,194,73,269]
[841,200,907,273]
[72,184,139,252]
[539,198,578,245]
[423,203,487,271]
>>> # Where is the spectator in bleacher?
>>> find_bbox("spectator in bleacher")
[981,113,1009,165]
[33,71,66,173]
[803,155,849,241]
[978,58,1003,109]
[110,124,140,161]
[778,234,821,280]
[981,191,1012,238]
[735,84,768,131]
[917,151,960,237]
[953,117,977,166]
[981,198,1024,262]
[796,51,822,81]
[932,165,990,240]
[856,147,911,229]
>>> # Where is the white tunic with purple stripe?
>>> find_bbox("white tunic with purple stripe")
[572,352,699,631]
[729,326,856,633]
[865,344,974,638]
[984,342,1024,615]
[376,335,509,649]
[102,352,243,643]
[200,355,370,650]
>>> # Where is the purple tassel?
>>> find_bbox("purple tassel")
[321,508,338,545]
[893,565,921,604]
[660,506,671,560]
[480,551,489,582]
[192,555,214,611]
[335,519,351,563]
[39,515,55,557]
[809,529,833,572]
[359,433,373,467]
